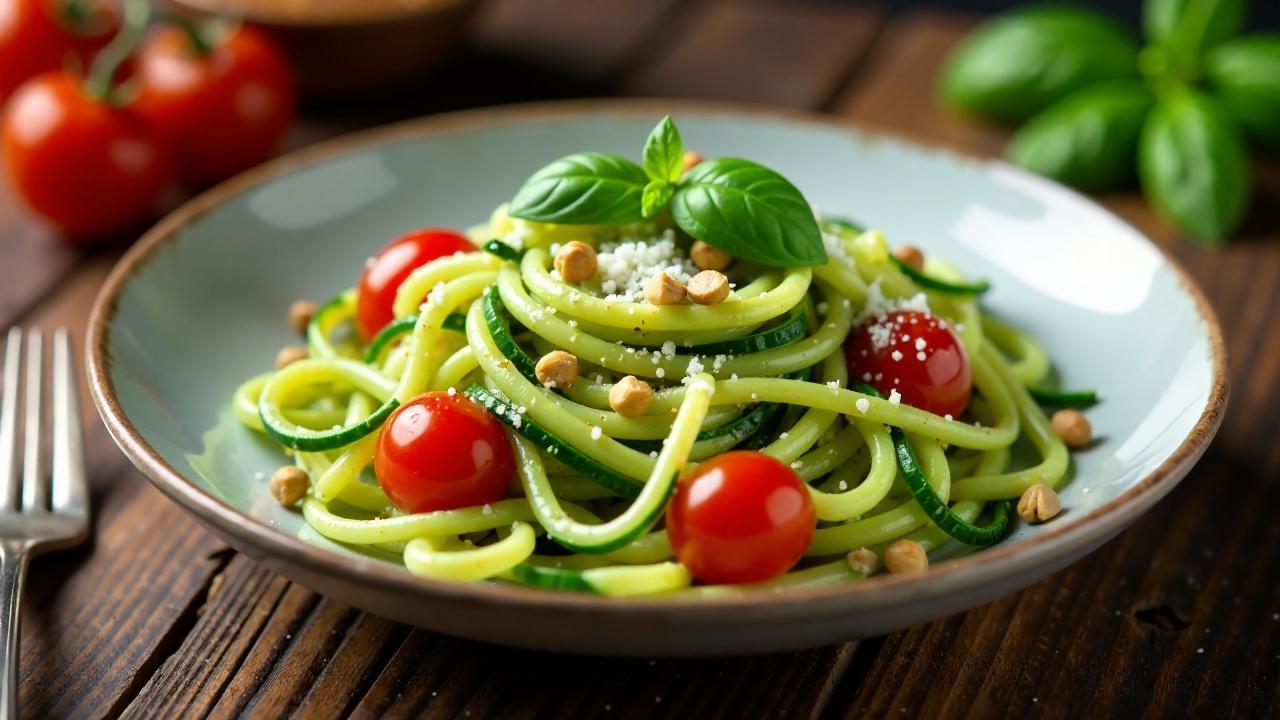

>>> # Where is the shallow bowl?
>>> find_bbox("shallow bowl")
[87,100,1227,656]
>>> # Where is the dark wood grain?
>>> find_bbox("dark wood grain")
[474,0,689,85]
[620,0,884,108]
[0,181,78,327]
[3,2,1277,718]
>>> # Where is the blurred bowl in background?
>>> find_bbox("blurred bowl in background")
[169,0,482,99]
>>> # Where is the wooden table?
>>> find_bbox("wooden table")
[4,1,1278,716]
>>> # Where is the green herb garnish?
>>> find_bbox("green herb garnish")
[941,0,1275,245]
[507,116,826,268]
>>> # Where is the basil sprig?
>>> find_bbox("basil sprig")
[508,116,825,267]
[942,0,1272,245]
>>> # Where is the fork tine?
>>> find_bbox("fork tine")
[51,329,86,518]
[0,329,18,510]
[22,331,45,513]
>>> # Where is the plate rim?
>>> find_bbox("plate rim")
[85,97,1229,614]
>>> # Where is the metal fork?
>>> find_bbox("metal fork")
[0,329,89,719]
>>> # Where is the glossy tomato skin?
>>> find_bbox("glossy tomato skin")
[0,0,115,102]
[132,25,295,186]
[3,72,171,239]
[356,229,475,341]
[375,392,514,514]
[667,451,815,585]
[845,309,972,418]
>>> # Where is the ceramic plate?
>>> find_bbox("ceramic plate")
[87,100,1227,656]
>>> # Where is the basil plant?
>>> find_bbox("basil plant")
[941,0,1278,244]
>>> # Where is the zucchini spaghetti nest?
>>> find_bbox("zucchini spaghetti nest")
[233,117,1093,597]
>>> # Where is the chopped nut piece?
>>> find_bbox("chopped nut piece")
[535,350,579,388]
[270,466,309,506]
[686,270,730,305]
[554,240,597,283]
[274,345,308,369]
[893,244,925,270]
[1050,409,1092,448]
[690,241,733,271]
[1017,483,1061,523]
[645,272,687,305]
[847,547,878,575]
[682,151,703,172]
[288,299,317,333]
[609,375,654,418]
[884,539,928,574]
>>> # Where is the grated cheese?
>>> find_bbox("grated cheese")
[580,230,699,303]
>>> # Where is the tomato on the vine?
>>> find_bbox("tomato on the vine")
[845,309,972,418]
[132,24,295,186]
[356,229,476,341]
[3,71,171,238]
[375,392,514,514]
[0,0,116,101]
[666,451,815,585]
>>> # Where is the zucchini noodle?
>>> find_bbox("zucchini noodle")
[235,203,1080,596]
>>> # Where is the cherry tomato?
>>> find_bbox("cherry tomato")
[845,309,972,418]
[132,24,295,186]
[375,392,514,514]
[666,451,815,584]
[3,71,171,239]
[356,229,475,341]
[0,0,115,102]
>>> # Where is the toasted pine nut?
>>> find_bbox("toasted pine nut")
[690,241,733,271]
[645,272,687,305]
[609,375,654,418]
[270,466,310,506]
[275,346,308,369]
[884,539,928,574]
[687,270,730,305]
[1017,483,1061,523]
[535,350,579,388]
[893,245,925,270]
[288,299,317,333]
[554,241,597,283]
[1051,409,1092,448]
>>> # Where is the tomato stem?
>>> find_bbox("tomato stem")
[154,12,218,57]
[84,0,150,103]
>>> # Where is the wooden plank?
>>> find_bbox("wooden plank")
[120,555,292,718]
[824,9,1280,717]
[832,10,1002,155]
[0,177,82,327]
[621,0,885,109]
[14,257,233,718]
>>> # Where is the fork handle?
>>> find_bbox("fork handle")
[0,543,28,720]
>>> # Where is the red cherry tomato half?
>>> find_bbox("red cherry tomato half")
[0,0,116,102]
[356,229,475,341]
[845,309,972,418]
[2,71,171,239]
[133,25,295,186]
[375,392,515,514]
[666,451,815,585]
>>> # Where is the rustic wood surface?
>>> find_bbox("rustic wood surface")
[1,1,1277,717]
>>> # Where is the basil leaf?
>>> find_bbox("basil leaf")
[941,6,1139,123]
[1006,82,1153,190]
[1138,88,1249,244]
[1206,33,1280,155]
[643,115,684,183]
[641,181,673,218]
[509,152,648,225]
[670,158,825,268]
[1145,0,1246,55]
